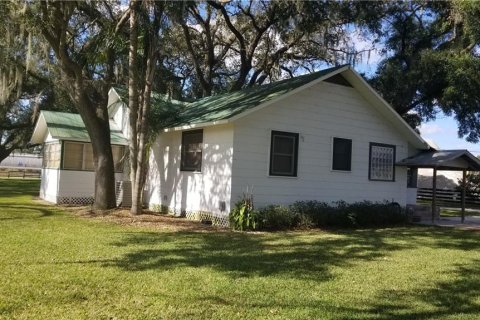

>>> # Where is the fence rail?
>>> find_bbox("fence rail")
[0,168,41,179]
[417,188,480,208]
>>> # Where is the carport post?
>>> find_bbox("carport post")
[461,169,466,224]
[432,167,437,223]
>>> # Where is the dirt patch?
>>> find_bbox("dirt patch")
[62,206,230,233]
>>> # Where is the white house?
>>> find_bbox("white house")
[33,65,435,222]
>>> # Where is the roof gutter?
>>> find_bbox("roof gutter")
[163,119,231,132]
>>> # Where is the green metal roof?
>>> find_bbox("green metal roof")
[170,65,347,127]
[110,65,347,129]
[42,110,128,145]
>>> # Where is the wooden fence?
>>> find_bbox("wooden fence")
[417,188,480,208]
[0,168,41,179]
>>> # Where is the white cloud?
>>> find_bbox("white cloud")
[418,123,445,135]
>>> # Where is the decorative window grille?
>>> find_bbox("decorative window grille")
[369,143,396,181]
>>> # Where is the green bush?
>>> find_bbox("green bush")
[230,199,407,231]
[257,205,299,230]
[290,200,406,228]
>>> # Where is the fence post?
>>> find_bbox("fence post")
[461,169,466,223]
[432,167,437,223]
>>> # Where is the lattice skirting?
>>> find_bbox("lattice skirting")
[149,203,229,228]
[185,211,229,228]
[57,196,94,206]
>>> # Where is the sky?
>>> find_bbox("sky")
[351,36,480,156]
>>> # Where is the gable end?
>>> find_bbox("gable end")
[324,74,353,87]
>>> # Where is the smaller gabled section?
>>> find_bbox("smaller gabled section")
[31,111,128,145]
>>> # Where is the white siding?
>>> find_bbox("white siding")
[45,133,57,143]
[56,171,124,198]
[111,101,130,139]
[146,124,233,215]
[231,81,411,207]
[40,168,59,203]
[407,188,417,205]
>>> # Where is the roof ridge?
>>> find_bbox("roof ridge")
[112,86,190,107]
[192,64,349,104]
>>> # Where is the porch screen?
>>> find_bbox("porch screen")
[43,143,61,169]
[62,141,124,172]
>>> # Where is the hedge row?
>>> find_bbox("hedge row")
[230,200,406,231]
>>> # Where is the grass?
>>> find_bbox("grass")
[1,179,480,319]
[441,207,480,217]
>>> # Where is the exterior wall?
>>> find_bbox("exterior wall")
[111,101,130,139]
[39,168,123,204]
[40,168,59,203]
[145,124,234,216]
[231,81,413,208]
[56,171,124,202]
[406,188,417,205]
[45,133,57,143]
[39,136,61,203]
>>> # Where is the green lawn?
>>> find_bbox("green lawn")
[441,207,480,217]
[1,179,480,319]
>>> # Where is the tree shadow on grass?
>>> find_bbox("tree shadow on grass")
[0,179,39,198]
[103,226,480,283]
[0,204,57,219]
[102,229,412,281]
[338,259,480,320]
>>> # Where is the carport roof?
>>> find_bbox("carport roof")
[397,150,480,171]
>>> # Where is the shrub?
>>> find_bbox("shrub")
[290,200,407,228]
[257,205,298,230]
[289,200,332,226]
[231,198,407,231]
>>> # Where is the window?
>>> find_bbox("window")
[269,131,299,177]
[369,143,396,181]
[332,137,352,171]
[42,143,61,169]
[181,130,203,171]
[62,141,124,172]
[63,142,84,170]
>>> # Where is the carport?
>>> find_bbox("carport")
[397,150,480,223]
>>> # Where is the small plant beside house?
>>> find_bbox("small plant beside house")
[229,192,258,231]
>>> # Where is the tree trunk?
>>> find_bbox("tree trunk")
[131,47,156,215]
[128,1,162,215]
[74,80,116,210]
[128,1,141,215]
